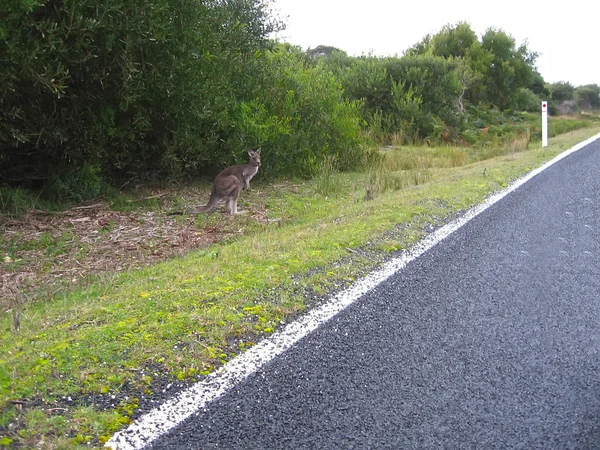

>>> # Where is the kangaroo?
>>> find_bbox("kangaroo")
[188,148,261,215]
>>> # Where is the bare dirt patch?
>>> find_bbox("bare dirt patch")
[0,189,265,311]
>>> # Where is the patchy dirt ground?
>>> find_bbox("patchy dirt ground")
[0,189,266,310]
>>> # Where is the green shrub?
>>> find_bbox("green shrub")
[0,186,41,216]
[333,54,462,143]
[512,88,542,112]
[549,82,575,102]
[241,45,370,178]
[44,165,108,203]
[575,85,600,110]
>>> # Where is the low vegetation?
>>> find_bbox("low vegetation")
[1,123,599,448]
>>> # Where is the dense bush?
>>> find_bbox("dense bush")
[512,88,542,113]
[0,0,280,187]
[328,55,461,143]
[574,85,600,110]
[548,82,575,102]
[226,45,368,177]
[384,55,463,137]
[1,0,373,197]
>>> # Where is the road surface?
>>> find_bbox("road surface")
[150,139,600,448]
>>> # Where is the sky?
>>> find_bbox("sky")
[269,0,599,88]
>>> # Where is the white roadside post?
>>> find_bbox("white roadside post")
[542,100,548,148]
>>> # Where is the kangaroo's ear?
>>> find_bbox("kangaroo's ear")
[248,150,254,156]
[256,147,261,154]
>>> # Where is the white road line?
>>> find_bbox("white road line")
[106,132,600,450]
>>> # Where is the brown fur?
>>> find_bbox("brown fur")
[189,148,261,215]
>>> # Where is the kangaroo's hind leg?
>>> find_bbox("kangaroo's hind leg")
[223,177,242,214]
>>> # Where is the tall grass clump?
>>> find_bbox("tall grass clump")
[432,147,469,167]
[314,156,338,197]
[504,128,531,158]
[365,149,433,200]
[0,187,47,217]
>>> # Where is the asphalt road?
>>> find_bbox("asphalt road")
[150,140,600,449]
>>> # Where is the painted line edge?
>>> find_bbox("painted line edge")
[106,132,600,449]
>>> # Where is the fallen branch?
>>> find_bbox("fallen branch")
[126,194,166,203]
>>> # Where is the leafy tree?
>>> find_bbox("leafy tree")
[409,23,541,110]
[405,34,433,57]
[306,45,347,59]
[548,81,575,102]
[453,57,482,114]
[427,21,479,59]
[308,44,355,76]
[574,84,600,110]
[407,22,488,107]
[529,71,550,98]
[480,28,538,109]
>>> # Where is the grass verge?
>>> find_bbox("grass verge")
[1,124,600,448]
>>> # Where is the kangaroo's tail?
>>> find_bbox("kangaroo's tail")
[188,188,220,214]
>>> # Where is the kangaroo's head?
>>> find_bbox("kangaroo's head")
[248,147,261,167]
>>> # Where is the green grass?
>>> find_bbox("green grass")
[0,187,49,218]
[1,124,600,448]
